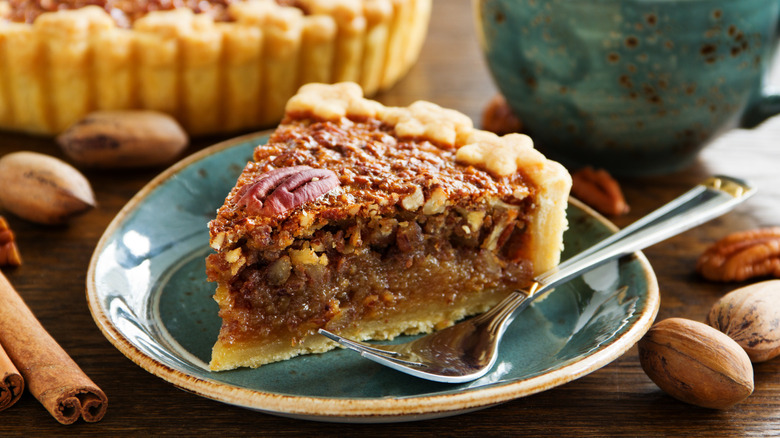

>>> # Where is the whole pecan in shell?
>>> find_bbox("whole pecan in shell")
[638,318,754,409]
[707,280,780,362]
[236,166,340,216]
[697,227,780,282]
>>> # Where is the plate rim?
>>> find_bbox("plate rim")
[86,132,660,421]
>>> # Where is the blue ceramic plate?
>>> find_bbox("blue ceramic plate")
[87,132,659,422]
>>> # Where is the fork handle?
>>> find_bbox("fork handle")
[532,176,755,296]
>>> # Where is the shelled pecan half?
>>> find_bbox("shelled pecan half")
[0,217,22,267]
[697,227,780,282]
[570,167,630,217]
[481,94,523,136]
[236,166,340,216]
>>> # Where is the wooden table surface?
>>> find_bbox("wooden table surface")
[1,1,778,436]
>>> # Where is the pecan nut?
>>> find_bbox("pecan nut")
[0,216,22,267]
[236,166,340,216]
[481,94,523,136]
[570,167,630,216]
[697,227,780,282]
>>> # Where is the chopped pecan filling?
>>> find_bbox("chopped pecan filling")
[207,205,532,344]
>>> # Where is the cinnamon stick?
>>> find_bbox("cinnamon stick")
[0,271,107,424]
[0,342,23,411]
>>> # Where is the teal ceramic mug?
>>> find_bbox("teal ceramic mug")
[474,0,780,175]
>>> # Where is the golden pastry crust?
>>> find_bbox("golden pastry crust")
[0,0,431,135]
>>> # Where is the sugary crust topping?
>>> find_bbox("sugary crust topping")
[0,0,360,28]
[3,0,237,26]
[297,0,360,29]
[288,83,474,147]
[287,82,476,148]
[457,131,545,177]
[383,101,473,148]
[285,82,383,120]
[287,82,539,171]
[29,4,115,35]
[228,0,303,30]
[133,7,216,37]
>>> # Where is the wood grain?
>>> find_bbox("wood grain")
[0,1,778,434]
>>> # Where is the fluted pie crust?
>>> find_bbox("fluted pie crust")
[206,83,572,370]
[0,0,431,136]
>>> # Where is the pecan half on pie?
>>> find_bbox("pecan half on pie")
[206,82,572,370]
[0,0,430,136]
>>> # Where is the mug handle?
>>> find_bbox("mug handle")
[740,92,780,128]
[740,27,780,128]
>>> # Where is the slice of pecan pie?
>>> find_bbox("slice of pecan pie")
[0,0,430,135]
[206,82,572,370]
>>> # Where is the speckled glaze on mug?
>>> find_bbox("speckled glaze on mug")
[475,0,780,175]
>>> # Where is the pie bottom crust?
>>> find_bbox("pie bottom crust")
[0,0,431,136]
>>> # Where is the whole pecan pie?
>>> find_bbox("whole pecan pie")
[0,0,431,135]
[206,82,572,370]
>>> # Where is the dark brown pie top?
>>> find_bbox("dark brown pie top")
[3,0,305,27]
[209,83,541,254]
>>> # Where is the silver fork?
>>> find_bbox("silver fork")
[318,176,755,383]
